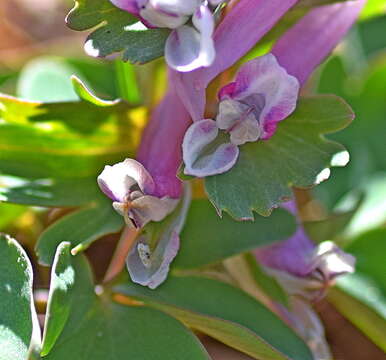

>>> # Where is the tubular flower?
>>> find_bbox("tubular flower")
[110,0,227,72]
[182,53,299,177]
[98,78,192,289]
[253,201,355,360]
[253,201,355,300]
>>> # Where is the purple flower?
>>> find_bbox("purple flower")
[182,53,299,177]
[110,0,227,72]
[254,201,355,300]
[98,158,179,228]
[98,77,192,289]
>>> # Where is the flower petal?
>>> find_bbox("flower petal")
[150,0,199,16]
[272,0,366,85]
[216,98,261,145]
[140,3,189,28]
[220,53,299,140]
[97,159,156,202]
[126,184,191,289]
[130,195,179,228]
[165,23,215,72]
[182,119,239,177]
[109,0,141,14]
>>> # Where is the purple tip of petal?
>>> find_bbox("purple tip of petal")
[218,82,236,101]
[183,119,239,177]
[109,0,140,14]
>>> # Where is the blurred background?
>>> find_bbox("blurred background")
[0,0,385,359]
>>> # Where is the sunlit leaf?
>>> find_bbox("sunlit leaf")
[116,275,313,360]
[0,78,138,180]
[43,243,210,360]
[0,234,41,360]
[205,96,354,219]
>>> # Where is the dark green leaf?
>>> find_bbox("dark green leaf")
[205,95,354,219]
[0,234,40,359]
[43,244,210,360]
[174,200,296,269]
[116,275,313,360]
[66,0,169,64]
[36,200,123,266]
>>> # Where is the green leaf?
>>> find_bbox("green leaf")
[328,227,386,350]
[66,0,169,64]
[173,200,296,269]
[0,203,26,229]
[0,234,41,360]
[43,243,210,360]
[116,275,313,360]
[205,95,354,219]
[36,200,123,266]
[0,175,102,207]
[0,79,137,180]
[41,243,76,356]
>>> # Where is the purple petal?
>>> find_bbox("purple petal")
[126,185,191,289]
[109,0,141,14]
[172,0,298,121]
[137,75,191,198]
[272,0,366,85]
[182,119,239,177]
[219,53,299,140]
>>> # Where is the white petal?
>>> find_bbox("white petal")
[140,4,188,28]
[97,159,155,202]
[182,119,239,177]
[150,0,199,15]
[165,25,215,72]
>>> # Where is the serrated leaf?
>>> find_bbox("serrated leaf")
[36,200,123,266]
[173,200,296,269]
[0,83,137,180]
[0,234,41,360]
[43,243,210,360]
[66,0,169,64]
[116,275,313,360]
[205,95,354,219]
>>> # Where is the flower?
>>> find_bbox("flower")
[98,158,179,228]
[182,53,299,177]
[110,0,227,72]
[253,201,355,301]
